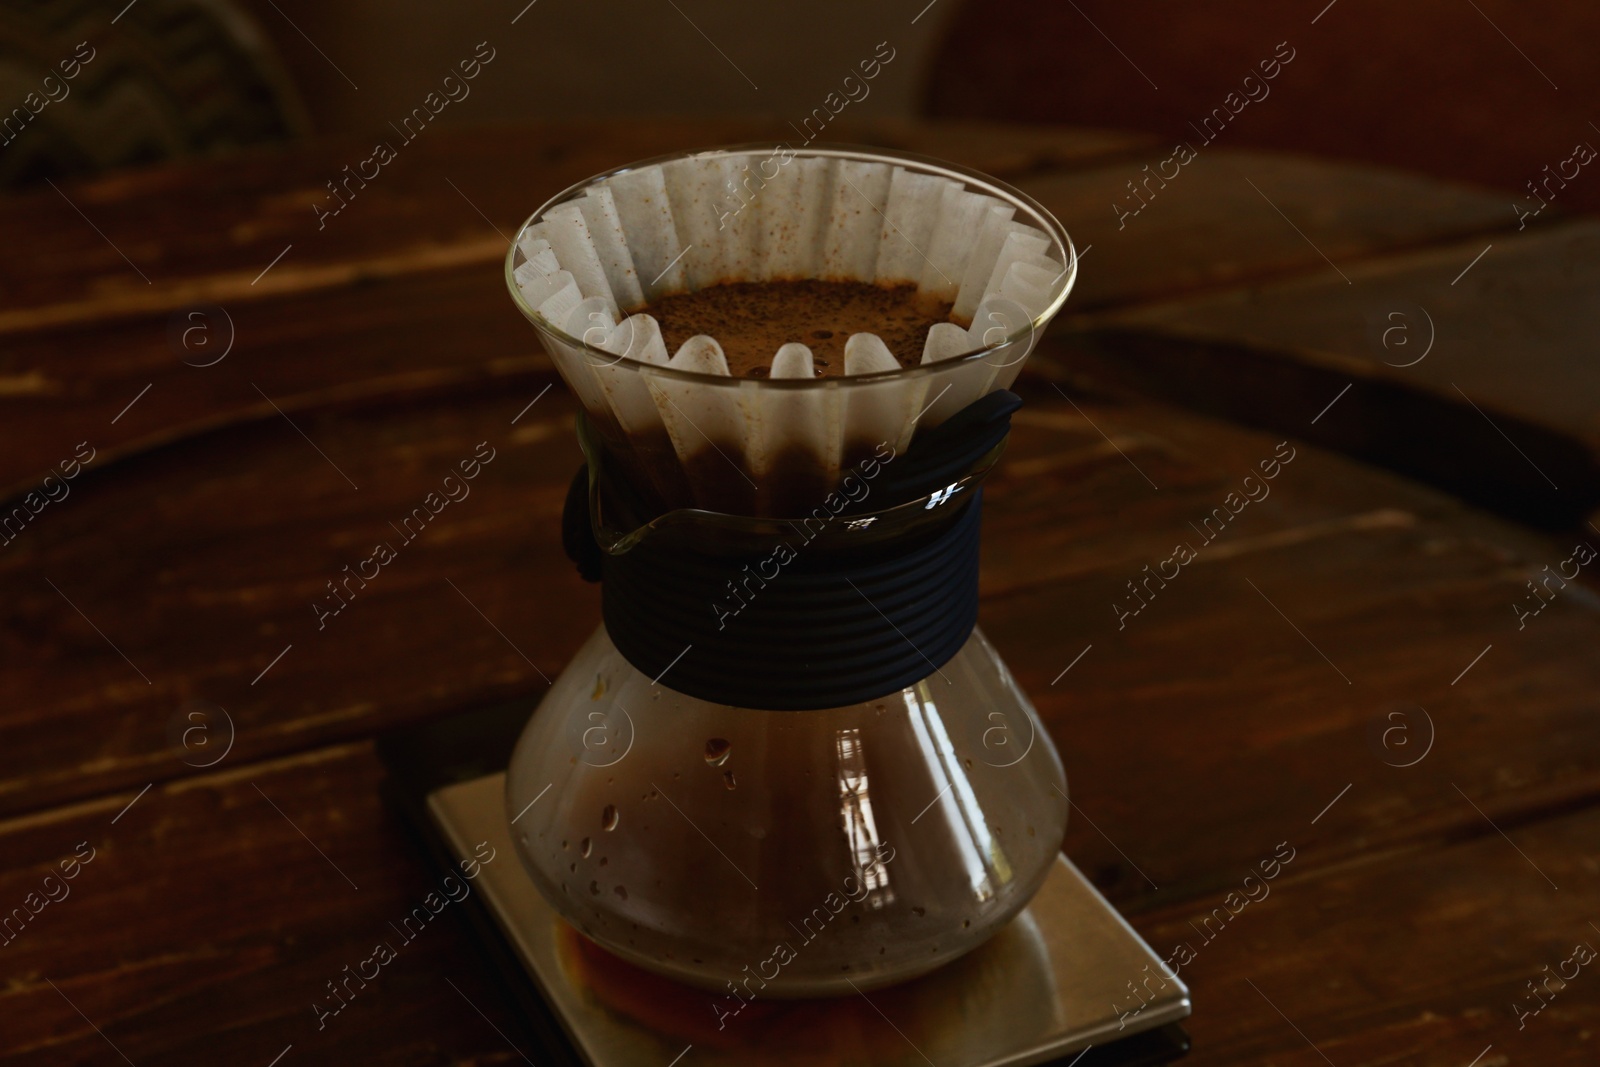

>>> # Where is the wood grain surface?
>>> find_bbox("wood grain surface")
[1082,220,1600,525]
[1,119,1594,1066]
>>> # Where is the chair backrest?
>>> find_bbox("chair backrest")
[924,0,1597,211]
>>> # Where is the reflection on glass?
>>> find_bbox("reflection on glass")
[506,626,1068,994]
[904,686,1009,901]
[836,727,893,908]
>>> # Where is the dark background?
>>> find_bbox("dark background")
[5,0,1596,210]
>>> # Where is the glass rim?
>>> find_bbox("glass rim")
[503,141,1079,390]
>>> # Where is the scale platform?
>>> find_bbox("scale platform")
[426,771,1190,1067]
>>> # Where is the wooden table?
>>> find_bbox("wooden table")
[3,118,1596,1065]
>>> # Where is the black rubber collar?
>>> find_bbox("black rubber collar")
[563,391,1021,710]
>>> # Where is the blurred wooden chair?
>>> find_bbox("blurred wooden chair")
[924,0,1598,210]
[0,0,307,189]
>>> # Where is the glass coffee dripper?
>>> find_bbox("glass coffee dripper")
[503,145,1079,996]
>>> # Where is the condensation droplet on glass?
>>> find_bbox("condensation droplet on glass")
[911,906,926,917]
[614,885,628,900]
[580,837,592,858]
[602,803,619,830]
[723,770,737,790]
[705,738,732,766]
[589,881,600,895]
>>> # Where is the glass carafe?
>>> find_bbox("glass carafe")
[502,144,1079,995]
[506,624,1066,997]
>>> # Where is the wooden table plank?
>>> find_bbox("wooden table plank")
[0,743,533,1066]
[1076,221,1600,525]
[986,382,1600,909]
[0,267,556,497]
[1131,799,1600,1065]
[1018,147,1517,311]
[0,119,1151,329]
[0,386,585,816]
[5,732,1597,1064]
